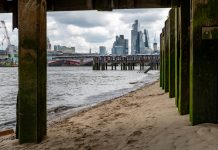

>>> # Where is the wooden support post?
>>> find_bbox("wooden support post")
[175,7,180,107]
[190,0,218,125]
[101,63,104,70]
[161,28,165,89]
[114,57,116,70]
[92,58,96,70]
[169,9,176,98]
[160,33,163,87]
[178,0,190,115]
[18,0,47,143]
[164,19,170,93]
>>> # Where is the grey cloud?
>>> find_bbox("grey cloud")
[120,9,168,24]
[48,11,110,28]
[83,33,111,43]
[1,9,170,52]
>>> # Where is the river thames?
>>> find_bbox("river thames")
[0,67,159,130]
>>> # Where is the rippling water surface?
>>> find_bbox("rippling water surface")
[0,67,159,130]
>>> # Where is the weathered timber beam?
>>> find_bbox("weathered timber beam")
[18,0,47,143]
[131,0,171,8]
[0,0,13,13]
[175,7,180,107]
[47,0,93,11]
[190,0,218,125]
[47,0,175,11]
[169,8,176,98]
[178,0,190,115]
[1,0,179,13]
[161,27,165,90]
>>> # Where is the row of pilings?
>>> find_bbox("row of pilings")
[92,55,160,71]
[160,0,218,125]
[11,0,218,144]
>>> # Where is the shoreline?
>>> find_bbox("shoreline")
[1,81,218,150]
[0,67,157,131]
[47,80,158,128]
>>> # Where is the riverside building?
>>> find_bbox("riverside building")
[99,46,107,55]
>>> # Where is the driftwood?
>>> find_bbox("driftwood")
[0,129,14,137]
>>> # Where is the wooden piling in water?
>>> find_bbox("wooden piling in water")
[17,0,47,143]
[93,55,159,71]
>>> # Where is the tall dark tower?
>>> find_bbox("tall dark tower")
[144,29,149,48]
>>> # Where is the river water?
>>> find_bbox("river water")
[0,67,159,131]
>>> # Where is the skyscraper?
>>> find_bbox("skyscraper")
[131,20,139,54]
[111,35,128,55]
[144,29,150,48]
[131,20,152,54]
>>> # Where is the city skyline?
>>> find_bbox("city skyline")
[131,20,152,55]
[0,8,170,53]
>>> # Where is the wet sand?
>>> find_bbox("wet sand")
[1,81,218,150]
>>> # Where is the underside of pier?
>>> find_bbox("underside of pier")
[0,0,217,143]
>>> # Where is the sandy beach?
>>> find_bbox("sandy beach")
[1,81,218,150]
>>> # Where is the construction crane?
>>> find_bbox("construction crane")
[0,20,15,63]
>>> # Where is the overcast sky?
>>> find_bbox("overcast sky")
[0,8,170,53]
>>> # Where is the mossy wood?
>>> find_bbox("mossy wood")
[190,0,218,125]
[18,0,47,143]
[169,8,176,98]
[178,0,190,115]
[175,7,180,107]
[160,33,163,87]
[164,19,170,92]
[161,28,165,90]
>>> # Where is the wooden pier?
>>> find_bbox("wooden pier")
[0,0,217,144]
[92,55,160,71]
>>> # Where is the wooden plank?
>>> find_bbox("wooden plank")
[113,0,135,9]
[18,0,47,143]
[175,7,180,107]
[160,33,163,87]
[0,0,4,12]
[47,0,93,11]
[47,0,173,11]
[135,0,171,8]
[0,0,13,13]
[178,0,190,115]
[190,0,218,125]
[169,8,176,98]
[2,0,175,13]
[94,0,112,11]
[161,28,165,90]
[164,18,170,93]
